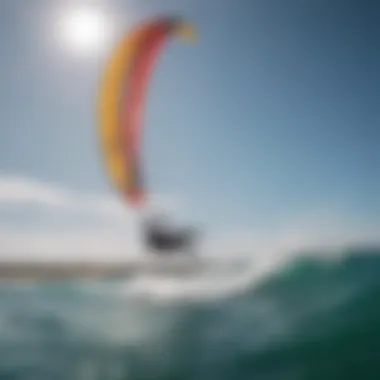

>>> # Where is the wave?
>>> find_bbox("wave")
[0,246,380,379]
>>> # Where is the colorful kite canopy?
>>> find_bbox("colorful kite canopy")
[97,16,195,208]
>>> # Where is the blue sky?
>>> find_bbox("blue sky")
[0,0,379,259]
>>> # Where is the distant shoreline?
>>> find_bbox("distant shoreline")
[0,262,140,281]
[0,257,210,281]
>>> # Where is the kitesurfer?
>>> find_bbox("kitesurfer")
[142,214,197,255]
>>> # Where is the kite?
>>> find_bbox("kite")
[97,16,195,208]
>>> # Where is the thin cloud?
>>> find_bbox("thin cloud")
[1,174,378,262]
[0,173,183,219]
[0,227,142,262]
[0,173,136,221]
[0,174,72,207]
[0,174,184,261]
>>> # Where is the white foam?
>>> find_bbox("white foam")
[100,226,380,304]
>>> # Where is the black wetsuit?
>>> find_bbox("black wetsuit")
[143,218,195,254]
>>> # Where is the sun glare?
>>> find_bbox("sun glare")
[58,7,111,54]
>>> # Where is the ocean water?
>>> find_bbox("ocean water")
[1,248,380,380]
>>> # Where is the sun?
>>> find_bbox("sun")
[58,6,111,54]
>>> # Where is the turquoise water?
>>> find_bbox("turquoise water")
[1,248,380,379]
